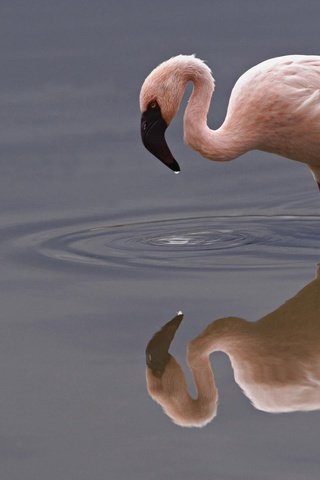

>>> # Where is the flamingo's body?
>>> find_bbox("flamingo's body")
[145,266,320,427]
[140,54,320,188]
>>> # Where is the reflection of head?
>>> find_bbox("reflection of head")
[145,267,320,427]
[146,312,217,427]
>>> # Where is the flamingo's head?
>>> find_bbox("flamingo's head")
[139,56,192,173]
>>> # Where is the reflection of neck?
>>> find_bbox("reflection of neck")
[146,353,217,428]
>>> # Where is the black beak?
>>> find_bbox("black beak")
[141,104,180,173]
[145,312,184,377]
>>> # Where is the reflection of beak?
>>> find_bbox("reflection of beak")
[145,312,184,377]
[141,106,180,173]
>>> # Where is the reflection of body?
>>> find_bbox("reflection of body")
[146,266,320,427]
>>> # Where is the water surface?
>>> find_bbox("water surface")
[1,1,320,479]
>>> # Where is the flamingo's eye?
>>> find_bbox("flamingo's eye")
[149,101,158,109]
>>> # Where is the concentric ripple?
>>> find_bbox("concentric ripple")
[8,214,320,272]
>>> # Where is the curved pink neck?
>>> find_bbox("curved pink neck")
[183,69,251,161]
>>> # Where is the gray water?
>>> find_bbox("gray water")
[1,1,320,479]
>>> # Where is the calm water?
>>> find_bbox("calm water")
[1,1,320,479]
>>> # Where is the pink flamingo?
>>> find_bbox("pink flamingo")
[140,54,320,189]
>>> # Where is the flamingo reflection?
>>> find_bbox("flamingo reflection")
[145,266,320,427]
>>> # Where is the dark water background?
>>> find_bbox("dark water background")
[1,1,320,479]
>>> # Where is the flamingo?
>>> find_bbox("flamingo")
[140,54,320,189]
[145,265,320,427]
